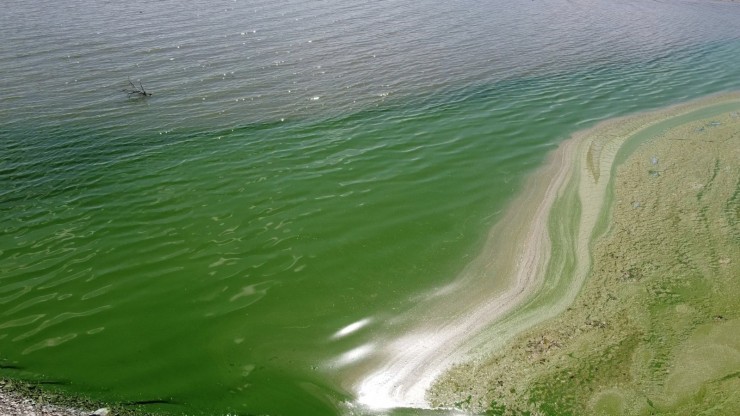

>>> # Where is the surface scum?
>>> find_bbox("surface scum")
[427,93,740,415]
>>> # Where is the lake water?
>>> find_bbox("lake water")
[1,0,740,415]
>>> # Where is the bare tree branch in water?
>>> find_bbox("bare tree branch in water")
[122,78,152,98]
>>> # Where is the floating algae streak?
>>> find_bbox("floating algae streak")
[343,92,740,414]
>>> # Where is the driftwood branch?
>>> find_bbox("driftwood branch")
[122,78,152,98]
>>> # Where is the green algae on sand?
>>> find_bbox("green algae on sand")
[428,94,740,415]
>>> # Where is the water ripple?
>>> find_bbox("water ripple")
[1,0,739,414]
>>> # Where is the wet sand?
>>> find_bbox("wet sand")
[427,93,740,414]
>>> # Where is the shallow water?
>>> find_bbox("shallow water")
[2,0,740,414]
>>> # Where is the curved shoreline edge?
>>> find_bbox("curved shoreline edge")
[426,91,740,414]
[346,91,740,413]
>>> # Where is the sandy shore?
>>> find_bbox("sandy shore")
[428,92,740,414]
[341,92,740,413]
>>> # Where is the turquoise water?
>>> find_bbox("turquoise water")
[2,0,740,414]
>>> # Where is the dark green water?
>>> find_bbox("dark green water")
[2,0,740,414]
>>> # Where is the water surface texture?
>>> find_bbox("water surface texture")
[2,0,740,414]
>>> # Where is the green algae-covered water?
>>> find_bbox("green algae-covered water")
[2,0,740,414]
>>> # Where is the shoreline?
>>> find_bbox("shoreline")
[428,92,740,413]
[346,112,579,410]
[0,378,151,416]
[345,91,740,412]
[1,378,96,416]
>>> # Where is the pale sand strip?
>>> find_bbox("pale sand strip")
[342,91,740,411]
